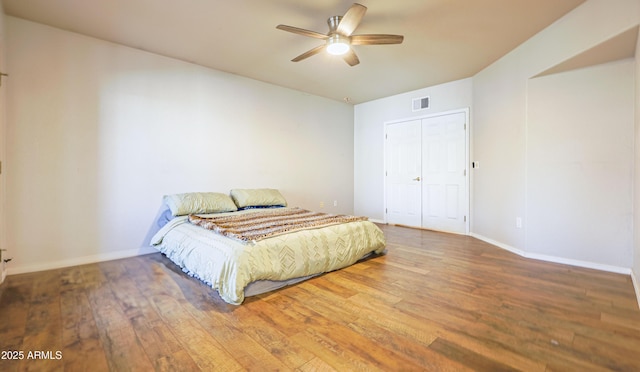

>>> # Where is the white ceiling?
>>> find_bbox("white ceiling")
[2,0,586,104]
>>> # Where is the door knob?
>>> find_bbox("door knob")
[413,177,421,181]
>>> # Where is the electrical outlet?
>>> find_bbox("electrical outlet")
[516,217,522,229]
[333,200,338,207]
[319,201,325,209]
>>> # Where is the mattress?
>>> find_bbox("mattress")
[150,207,386,305]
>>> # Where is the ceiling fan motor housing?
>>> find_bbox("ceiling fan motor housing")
[328,15,342,33]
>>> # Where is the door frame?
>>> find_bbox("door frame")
[383,108,470,235]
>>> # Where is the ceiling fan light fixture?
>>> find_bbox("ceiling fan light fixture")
[277,3,403,66]
[326,34,350,55]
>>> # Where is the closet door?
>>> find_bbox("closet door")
[385,120,422,227]
[422,112,467,233]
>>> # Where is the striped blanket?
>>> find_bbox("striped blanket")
[188,207,368,243]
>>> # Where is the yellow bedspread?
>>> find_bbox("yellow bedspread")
[151,208,386,304]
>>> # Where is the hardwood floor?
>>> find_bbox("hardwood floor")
[1,224,639,371]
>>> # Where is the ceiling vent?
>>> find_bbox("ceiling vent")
[412,96,430,111]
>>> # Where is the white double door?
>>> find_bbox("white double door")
[385,111,468,234]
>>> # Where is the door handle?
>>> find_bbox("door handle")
[413,177,421,181]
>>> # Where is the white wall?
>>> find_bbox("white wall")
[472,0,639,270]
[527,60,634,268]
[0,5,6,283]
[6,17,355,274]
[634,26,640,300]
[354,78,472,221]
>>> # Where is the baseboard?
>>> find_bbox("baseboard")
[470,233,527,256]
[470,233,631,275]
[7,246,158,276]
[369,218,385,224]
[632,270,640,310]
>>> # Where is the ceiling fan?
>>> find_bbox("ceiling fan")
[276,3,404,66]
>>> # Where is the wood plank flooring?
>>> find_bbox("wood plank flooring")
[1,224,639,371]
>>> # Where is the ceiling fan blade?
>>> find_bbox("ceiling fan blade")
[276,24,328,40]
[336,3,367,36]
[342,49,360,66]
[350,34,404,45]
[291,44,326,62]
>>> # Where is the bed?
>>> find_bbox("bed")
[150,189,386,305]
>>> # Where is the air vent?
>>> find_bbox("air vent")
[412,96,430,111]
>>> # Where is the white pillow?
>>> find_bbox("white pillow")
[230,189,288,209]
[164,192,238,216]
